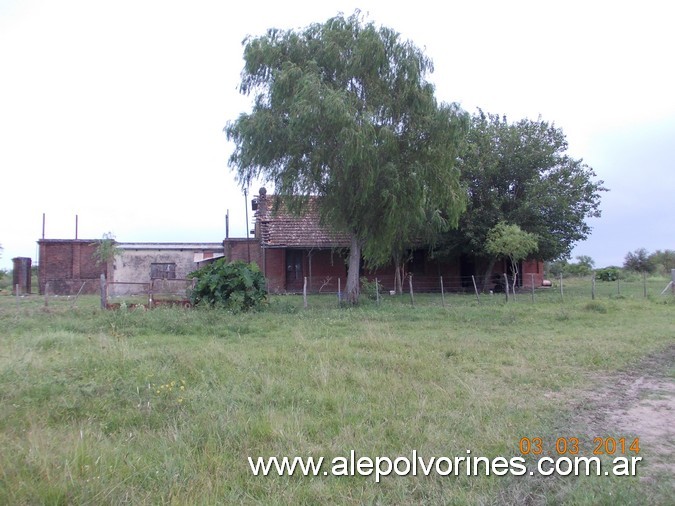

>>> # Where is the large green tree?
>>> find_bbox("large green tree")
[226,13,467,303]
[439,110,606,286]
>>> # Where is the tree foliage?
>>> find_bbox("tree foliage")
[485,222,538,293]
[438,111,606,273]
[596,266,621,282]
[648,249,675,275]
[548,255,595,278]
[623,248,655,273]
[225,12,467,303]
[92,232,119,273]
[188,259,266,311]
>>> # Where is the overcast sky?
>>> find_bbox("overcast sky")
[1,0,673,271]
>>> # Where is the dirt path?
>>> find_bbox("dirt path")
[582,344,675,479]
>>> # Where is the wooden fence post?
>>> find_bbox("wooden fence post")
[44,281,49,308]
[15,284,20,309]
[337,277,341,305]
[471,275,481,304]
[303,277,308,308]
[100,274,107,310]
[375,277,380,305]
[440,276,446,307]
[72,281,87,308]
[408,274,414,306]
[504,273,509,303]
[530,273,535,303]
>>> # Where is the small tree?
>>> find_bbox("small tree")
[188,259,266,312]
[485,222,539,295]
[567,255,595,277]
[92,232,120,275]
[547,258,568,278]
[623,248,654,274]
[647,249,675,275]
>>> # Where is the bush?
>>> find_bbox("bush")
[360,277,382,301]
[595,267,621,282]
[188,259,266,312]
[0,269,9,291]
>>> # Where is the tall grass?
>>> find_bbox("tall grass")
[0,282,673,504]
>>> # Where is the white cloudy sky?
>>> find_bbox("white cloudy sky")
[1,0,673,271]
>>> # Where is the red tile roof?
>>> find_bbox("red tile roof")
[255,195,351,248]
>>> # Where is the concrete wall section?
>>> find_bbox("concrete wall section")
[111,243,224,296]
[39,240,225,296]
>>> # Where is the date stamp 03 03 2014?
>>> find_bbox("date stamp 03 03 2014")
[518,436,641,457]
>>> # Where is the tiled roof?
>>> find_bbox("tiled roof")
[255,195,351,248]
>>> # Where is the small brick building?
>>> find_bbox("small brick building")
[38,240,230,296]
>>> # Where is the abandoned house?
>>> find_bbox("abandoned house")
[251,191,544,294]
[37,191,544,296]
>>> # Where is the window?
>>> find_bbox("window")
[150,263,176,280]
[410,249,426,275]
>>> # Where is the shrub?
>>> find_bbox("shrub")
[188,259,266,312]
[0,268,9,291]
[595,267,621,282]
[360,277,382,301]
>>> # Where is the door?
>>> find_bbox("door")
[286,249,304,292]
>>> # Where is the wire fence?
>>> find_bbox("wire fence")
[294,273,675,309]
[6,272,674,311]
[104,278,196,308]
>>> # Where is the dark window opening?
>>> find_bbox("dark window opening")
[151,263,176,280]
[409,249,426,276]
[286,250,303,282]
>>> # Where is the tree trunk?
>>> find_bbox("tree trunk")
[393,252,403,295]
[345,234,361,304]
[481,258,497,293]
[511,259,518,295]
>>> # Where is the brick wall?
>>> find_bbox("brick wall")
[522,259,545,288]
[38,240,106,295]
[223,238,261,265]
[262,248,286,293]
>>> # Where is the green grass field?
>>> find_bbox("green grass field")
[1,278,673,504]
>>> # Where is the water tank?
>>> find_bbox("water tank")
[12,257,32,295]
